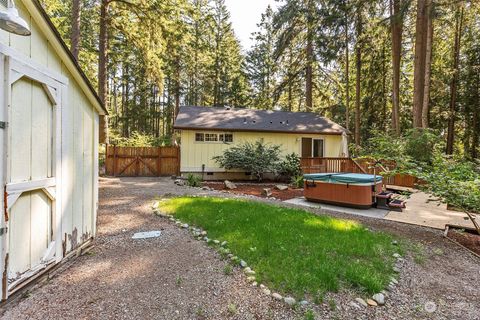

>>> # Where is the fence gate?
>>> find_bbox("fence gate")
[105,146,180,177]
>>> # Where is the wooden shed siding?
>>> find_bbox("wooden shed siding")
[179,130,343,172]
[0,1,98,254]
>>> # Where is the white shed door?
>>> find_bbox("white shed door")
[4,57,63,286]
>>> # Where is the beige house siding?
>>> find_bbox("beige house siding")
[179,129,343,177]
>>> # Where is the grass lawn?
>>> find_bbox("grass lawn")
[159,196,400,298]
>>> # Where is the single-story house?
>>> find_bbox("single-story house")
[174,106,348,180]
[0,0,106,300]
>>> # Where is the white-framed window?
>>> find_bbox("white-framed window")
[205,133,218,142]
[195,132,234,143]
[195,133,204,142]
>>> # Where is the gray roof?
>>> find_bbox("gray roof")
[174,106,347,135]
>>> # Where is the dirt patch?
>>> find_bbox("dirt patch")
[204,182,303,201]
[447,227,480,256]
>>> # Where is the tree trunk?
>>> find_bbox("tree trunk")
[305,28,313,111]
[354,7,362,147]
[390,0,402,135]
[412,0,428,128]
[98,0,109,144]
[345,9,350,132]
[472,72,479,159]
[70,0,81,60]
[446,7,464,155]
[422,2,434,128]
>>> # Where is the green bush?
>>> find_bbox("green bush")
[279,153,302,178]
[213,140,282,181]
[404,128,440,164]
[291,175,304,188]
[186,174,202,187]
[109,130,172,147]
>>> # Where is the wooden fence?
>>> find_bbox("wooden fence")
[105,145,180,177]
[301,157,420,188]
[300,157,367,174]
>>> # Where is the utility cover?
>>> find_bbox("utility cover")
[132,231,162,239]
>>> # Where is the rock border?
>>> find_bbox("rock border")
[151,200,299,308]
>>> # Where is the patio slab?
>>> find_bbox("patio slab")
[283,197,390,220]
[384,191,473,230]
[284,191,475,231]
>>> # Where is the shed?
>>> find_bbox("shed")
[174,106,349,180]
[0,0,106,300]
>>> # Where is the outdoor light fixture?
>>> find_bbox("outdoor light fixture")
[0,0,31,36]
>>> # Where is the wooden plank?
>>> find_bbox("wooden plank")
[10,78,32,183]
[9,192,31,276]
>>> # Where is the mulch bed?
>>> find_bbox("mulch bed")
[446,227,480,256]
[204,182,304,201]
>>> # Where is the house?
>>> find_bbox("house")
[174,106,348,180]
[0,0,107,300]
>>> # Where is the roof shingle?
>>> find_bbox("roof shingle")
[174,106,347,135]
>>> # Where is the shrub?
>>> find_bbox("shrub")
[213,140,282,181]
[186,174,202,187]
[404,128,440,164]
[279,153,302,178]
[291,175,304,188]
[109,130,172,147]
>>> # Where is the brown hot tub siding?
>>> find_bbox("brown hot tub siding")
[304,181,383,208]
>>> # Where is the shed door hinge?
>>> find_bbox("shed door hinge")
[0,227,7,236]
[0,122,6,129]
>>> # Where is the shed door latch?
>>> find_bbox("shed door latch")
[0,121,6,129]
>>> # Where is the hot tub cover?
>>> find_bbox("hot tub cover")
[303,173,383,184]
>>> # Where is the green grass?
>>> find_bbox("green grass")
[159,197,400,297]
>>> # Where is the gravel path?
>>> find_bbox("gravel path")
[1,177,479,320]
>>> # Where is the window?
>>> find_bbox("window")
[195,133,204,142]
[313,139,324,157]
[196,132,233,143]
[205,133,218,142]
[301,138,324,157]
[220,133,233,142]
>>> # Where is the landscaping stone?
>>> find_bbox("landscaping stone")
[262,289,271,295]
[272,293,283,301]
[182,224,189,229]
[366,299,378,306]
[200,231,207,236]
[355,298,368,308]
[259,284,265,289]
[391,278,398,285]
[275,185,289,191]
[372,293,385,306]
[392,240,398,245]
[174,179,185,186]
[299,300,308,306]
[349,302,361,310]
[240,260,247,268]
[224,180,237,189]
[252,281,258,287]
[246,276,256,282]
[262,188,272,197]
[284,297,296,306]
[393,266,401,273]
[213,240,220,245]
[221,241,227,247]
[393,253,402,258]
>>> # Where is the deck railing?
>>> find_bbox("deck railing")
[300,157,366,174]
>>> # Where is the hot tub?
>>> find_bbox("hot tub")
[304,173,383,209]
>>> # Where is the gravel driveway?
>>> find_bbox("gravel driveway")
[1,177,479,320]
